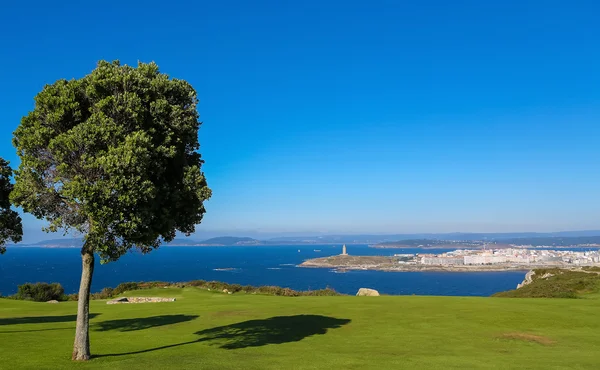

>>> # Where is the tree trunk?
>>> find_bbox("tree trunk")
[72,246,94,361]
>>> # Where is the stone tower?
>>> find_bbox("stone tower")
[342,244,348,255]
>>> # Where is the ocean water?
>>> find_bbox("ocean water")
[0,245,527,296]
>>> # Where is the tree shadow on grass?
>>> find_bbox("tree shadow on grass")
[0,327,73,333]
[195,315,351,349]
[0,313,100,326]
[95,315,350,358]
[93,314,199,332]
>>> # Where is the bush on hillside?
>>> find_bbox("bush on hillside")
[184,280,339,296]
[137,281,175,289]
[91,287,114,300]
[16,282,65,302]
[112,282,139,295]
[11,280,342,301]
[302,288,339,296]
[493,269,600,298]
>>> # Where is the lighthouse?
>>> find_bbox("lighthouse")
[341,244,348,255]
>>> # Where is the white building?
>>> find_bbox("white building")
[463,255,507,265]
[421,256,464,265]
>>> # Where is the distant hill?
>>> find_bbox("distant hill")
[17,231,600,248]
[270,231,600,244]
[198,236,260,245]
[495,235,600,246]
[32,238,84,248]
[373,235,600,248]
[373,239,490,249]
[18,236,259,248]
[164,238,204,246]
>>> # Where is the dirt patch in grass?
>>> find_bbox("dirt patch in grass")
[498,332,556,346]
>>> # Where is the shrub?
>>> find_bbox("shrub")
[138,281,172,289]
[173,280,340,296]
[112,282,139,296]
[91,287,114,300]
[16,282,65,302]
[304,288,339,296]
[16,279,342,301]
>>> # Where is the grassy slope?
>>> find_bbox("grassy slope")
[494,268,600,298]
[1,288,599,369]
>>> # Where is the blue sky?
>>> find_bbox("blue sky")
[1,1,600,242]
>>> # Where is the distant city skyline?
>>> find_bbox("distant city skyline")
[2,1,600,243]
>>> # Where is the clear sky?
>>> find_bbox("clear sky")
[1,1,600,242]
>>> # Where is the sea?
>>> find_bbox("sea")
[0,244,535,296]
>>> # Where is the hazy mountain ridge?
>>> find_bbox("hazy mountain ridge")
[11,230,600,248]
[15,236,261,248]
[269,231,600,244]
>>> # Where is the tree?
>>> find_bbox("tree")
[11,61,211,360]
[0,158,23,254]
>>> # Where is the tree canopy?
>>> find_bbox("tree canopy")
[12,60,211,261]
[12,60,211,360]
[0,158,23,254]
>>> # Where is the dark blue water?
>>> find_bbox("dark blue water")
[0,245,527,296]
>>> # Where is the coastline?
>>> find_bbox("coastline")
[1,247,528,296]
[299,255,579,273]
[370,244,600,250]
[299,263,532,273]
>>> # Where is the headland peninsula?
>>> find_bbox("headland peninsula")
[300,247,600,272]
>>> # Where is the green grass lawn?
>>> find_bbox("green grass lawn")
[1,288,599,369]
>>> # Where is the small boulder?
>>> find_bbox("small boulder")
[46,300,59,304]
[356,288,380,296]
